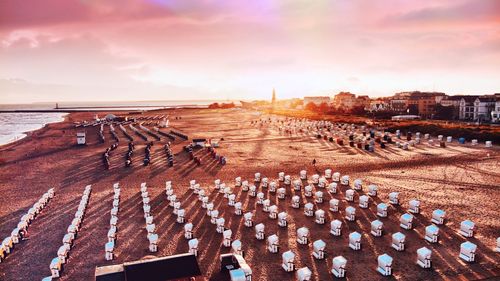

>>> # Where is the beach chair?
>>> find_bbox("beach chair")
[392,232,405,251]
[313,240,326,259]
[297,227,309,245]
[349,232,361,250]
[377,254,393,276]
[278,212,288,227]
[267,234,279,253]
[282,251,295,272]
[371,220,383,237]
[417,247,432,269]
[331,256,347,278]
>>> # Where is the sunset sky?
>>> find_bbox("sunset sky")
[1,0,499,103]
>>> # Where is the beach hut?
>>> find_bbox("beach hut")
[330,220,342,236]
[254,173,261,182]
[269,205,278,219]
[256,192,264,205]
[184,223,193,239]
[341,175,350,186]
[76,132,86,145]
[371,220,383,237]
[425,225,439,243]
[471,139,478,146]
[300,170,307,180]
[267,234,279,253]
[284,175,291,185]
[345,206,356,221]
[58,244,70,264]
[496,237,500,252]
[332,172,341,182]
[107,227,116,243]
[188,238,199,256]
[359,195,369,209]
[315,209,325,224]
[228,194,236,207]
[391,232,405,251]
[149,233,158,252]
[277,188,286,199]
[206,202,214,216]
[244,212,253,227]
[417,247,432,269]
[312,174,320,184]
[345,189,355,202]
[446,136,452,143]
[50,257,62,278]
[377,254,393,276]
[325,169,332,179]
[214,179,221,190]
[389,192,399,205]
[263,199,271,212]
[460,241,476,262]
[173,201,181,214]
[235,177,242,187]
[291,196,301,209]
[431,209,446,225]
[269,181,277,193]
[278,172,285,182]
[234,202,242,215]
[223,229,232,247]
[210,210,219,224]
[296,267,312,281]
[216,218,225,233]
[313,240,326,259]
[331,256,347,278]
[400,213,414,230]
[105,241,114,261]
[315,191,324,203]
[318,177,327,188]
[486,141,492,147]
[242,181,249,191]
[255,223,265,240]
[293,180,302,191]
[328,182,337,194]
[353,179,362,190]
[201,196,209,209]
[189,180,196,190]
[305,185,313,197]
[282,251,295,272]
[409,199,420,214]
[278,212,288,227]
[232,240,243,255]
[304,203,314,217]
[249,185,257,197]
[297,227,309,245]
[349,232,361,250]
[329,199,339,212]
[459,220,475,237]
[261,177,269,188]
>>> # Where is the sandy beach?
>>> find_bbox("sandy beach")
[0,108,499,281]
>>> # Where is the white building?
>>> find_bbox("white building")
[459,95,497,122]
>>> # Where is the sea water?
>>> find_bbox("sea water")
[0,112,67,146]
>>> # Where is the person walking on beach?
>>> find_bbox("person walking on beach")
[312,159,316,166]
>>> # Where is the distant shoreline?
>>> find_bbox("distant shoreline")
[0,104,209,113]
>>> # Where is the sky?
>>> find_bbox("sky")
[0,0,499,103]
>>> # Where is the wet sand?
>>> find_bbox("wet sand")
[0,108,499,281]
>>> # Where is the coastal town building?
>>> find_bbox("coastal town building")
[332,92,356,109]
[491,95,500,123]
[304,96,331,106]
[389,92,446,118]
[459,95,497,122]
[368,98,390,112]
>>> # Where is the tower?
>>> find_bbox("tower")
[272,88,276,104]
